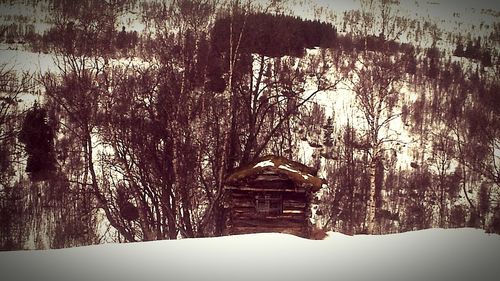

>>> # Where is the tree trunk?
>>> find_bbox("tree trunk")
[131,185,155,241]
[366,160,377,234]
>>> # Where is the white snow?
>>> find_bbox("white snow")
[0,45,55,73]
[254,159,275,168]
[279,164,311,180]
[1,228,499,281]
[278,164,300,173]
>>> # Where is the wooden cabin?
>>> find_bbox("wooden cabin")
[223,155,324,238]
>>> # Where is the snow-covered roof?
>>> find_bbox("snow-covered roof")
[225,155,324,192]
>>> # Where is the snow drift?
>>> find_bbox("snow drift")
[1,228,499,281]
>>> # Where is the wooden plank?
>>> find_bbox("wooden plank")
[232,213,305,221]
[230,197,307,208]
[231,225,305,232]
[231,218,304,225]
[230,192,306,201]
[282,204,305,210]
[230,226,307,237]
[283,201,306,208]
[231,206,305,214]
[253,175,289,181]
[282,192,308,200]
[231,221,304,229]
[230,205,306,213]
[226,186,306,193]
[230,193,257,199]
[230,198,306,208]
[282,210,305,214]
[231,200,254,208]
[248,180,294,188]
[232,206,254,212]
[231,196,307,205]
[230,190,308,200]
[232,218,305,227]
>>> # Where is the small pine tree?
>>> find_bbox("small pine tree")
[18,103,56,181]
[116,26,127,50]
[453,40,464,57]
[480,49,492,67]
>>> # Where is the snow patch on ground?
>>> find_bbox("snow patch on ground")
[0,228,498,281]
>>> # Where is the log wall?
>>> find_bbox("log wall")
[225,184,311,238]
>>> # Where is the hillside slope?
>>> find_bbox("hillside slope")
[1,228,499,281]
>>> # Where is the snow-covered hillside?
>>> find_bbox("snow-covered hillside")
[1,228,499,281]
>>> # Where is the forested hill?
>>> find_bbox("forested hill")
[211,13,337,57]
[206,12,418,95]
[209,13,418,58]
[206,13,337,93]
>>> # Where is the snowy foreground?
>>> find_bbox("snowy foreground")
[1,228,499,281]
